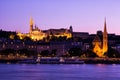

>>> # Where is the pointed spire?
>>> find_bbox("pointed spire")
[104,17,107,34]
[30,17,34,26]
[103,17,108,54]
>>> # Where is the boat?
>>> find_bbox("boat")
[60,57,84,64]
[18,57,84,64]
[36,57,60,64]
[36,57,84,64]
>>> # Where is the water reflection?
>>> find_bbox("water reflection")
[0,64,120,80]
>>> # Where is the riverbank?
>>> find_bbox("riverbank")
[0,58,120,64]
[80,58,120,64]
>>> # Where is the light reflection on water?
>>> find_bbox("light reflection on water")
[0,64,120,80]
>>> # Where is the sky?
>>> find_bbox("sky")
[0,0,120,34]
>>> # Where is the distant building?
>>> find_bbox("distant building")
[17,17,72,41]
[17,17,46,41]
[36,41,83,56]
[3,17,120,57]
[37,42,50,53]
[44,28,72,39]
[92,19,108,57]
[92,35,103,56]
[0,38,37,51]
[97,30,103,36]
[72,32,89,39]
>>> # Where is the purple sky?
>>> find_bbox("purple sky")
[0,0,120,34]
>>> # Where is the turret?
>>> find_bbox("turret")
[69,25,73,33]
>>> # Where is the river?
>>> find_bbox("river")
[0,64,120,80]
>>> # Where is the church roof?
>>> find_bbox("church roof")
[93,35,101,42]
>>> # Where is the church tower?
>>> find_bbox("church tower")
[103,18,108,54]
[30,17,34,33]
[92,35,103,57]
[92,19,108,57]
[69,25,73,33]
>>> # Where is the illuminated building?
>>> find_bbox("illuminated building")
[92,35,103,57]
[29,17,46,41]
[17,17,72,41]
[44,28,72,39]
[92,19,108,57]
[17,17,46,41]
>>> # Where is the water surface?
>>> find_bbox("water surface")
[0,64,120,80]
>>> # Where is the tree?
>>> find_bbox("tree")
[40,50,50,57]
[0,49,15,56]
[85,49,98,58]
[50,49,57,57]
[105,46,120,58]
[23,36,32,41]
[68,47,82,57]
[18,49,36,57]
[14,35,20,40]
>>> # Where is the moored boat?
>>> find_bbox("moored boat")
[36,57,84,64]
[18,57,84,64]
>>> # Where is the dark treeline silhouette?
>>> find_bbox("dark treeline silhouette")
[0,30,16,38]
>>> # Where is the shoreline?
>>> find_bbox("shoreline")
[80,58,120,64]
[0,58,120,64]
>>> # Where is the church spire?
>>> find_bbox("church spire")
[30,17,34,33]
[30,17,34,26]
[104,18,107,34]
[103,18,108,54]
[92,18,108,57]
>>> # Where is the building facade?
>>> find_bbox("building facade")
[92,19,108,57]
[17,17,72,41]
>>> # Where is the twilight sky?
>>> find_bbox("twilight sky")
[0,0,120,34]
